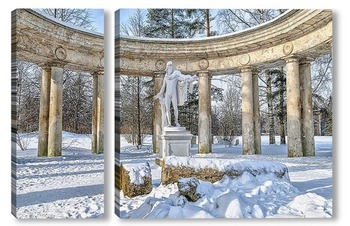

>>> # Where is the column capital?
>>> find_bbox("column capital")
[299,57,314,65]
[283,55,300,64]
[39,61,66,69]
[38,63,51,70]
[50,60,67,68]
[197,70,211,78]
[240,66,253,73]
[92,70,104,76]
[252,69,260,75]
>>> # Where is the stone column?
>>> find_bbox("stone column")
[241,67,255,155]
[252,70,261,154]
[48,65,63,157]
[198,70,212,154]
[38,66,51,157]
[91,73,98,154]
[97,71,104,154]
[153,71,164,153]
[285,57,303,157]
[300,59,315,156]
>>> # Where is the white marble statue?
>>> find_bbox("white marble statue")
[154,61,198,128]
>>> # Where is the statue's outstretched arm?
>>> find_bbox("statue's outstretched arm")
[177,72,198,82]
[189,74,198,82]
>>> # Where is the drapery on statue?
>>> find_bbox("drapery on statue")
[154,61,198,128]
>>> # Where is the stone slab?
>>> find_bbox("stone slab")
[160,129,192,158]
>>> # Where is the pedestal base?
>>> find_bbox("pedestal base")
[160,127,193,158]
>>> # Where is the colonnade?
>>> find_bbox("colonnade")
[37,64,104,157]
[13,9,104,157]
[152,56,315,157]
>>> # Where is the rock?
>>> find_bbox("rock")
[161,156,289,185]
[162,165,231,185]
[121,162,153,198]
[177,178,201,202]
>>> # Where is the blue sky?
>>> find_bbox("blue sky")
[116,9,146,28]
[120,9,140,24]
[35,8,105,34]
[91,9,104,33]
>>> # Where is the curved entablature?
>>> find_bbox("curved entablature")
[116,9,332,76]
[13,9,104,73]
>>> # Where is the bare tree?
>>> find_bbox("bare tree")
[120,10,154,148]
[216,9,286,34]
[120,76,153,147]
[216,9,287,147]
[42,9,96,31]
[265,71,275,144]
[205,9,211,37]
[277,67,286,144]
[312,54,332,99]
[311,54,333,136]
[16,61,41,133]
[62,71,92,133]
[216,76,242,145]
[121,9,147,37]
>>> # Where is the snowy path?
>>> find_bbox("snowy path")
[13,132,104,219]
[118,135,332,218]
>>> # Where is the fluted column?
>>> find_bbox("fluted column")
[153,71,164,153]
[252,70,261,154]
[47,65,63,157]
[285,57,303,157]
[300,59,315,156]
[198,70,211,154]
[241,67,255,155]
[38,66,51,157]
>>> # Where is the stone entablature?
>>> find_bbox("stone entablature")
[116,9,332,76]
[13,9,104,73]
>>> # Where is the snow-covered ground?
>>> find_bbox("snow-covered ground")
[13,132,104,219]
[118,135,332,218]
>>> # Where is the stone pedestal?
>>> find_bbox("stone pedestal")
[160,127,193,158]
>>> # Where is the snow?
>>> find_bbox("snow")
[14,132,104,219]
[118,135,332,218]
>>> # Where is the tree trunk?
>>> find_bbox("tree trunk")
[137,77,142,147]
[266,72,275,144]
[279,67,286,144]
[206,9,210,37]
[171,9,175,38]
